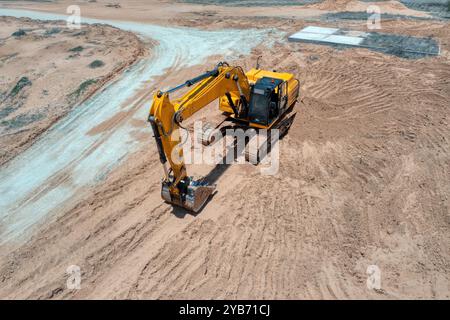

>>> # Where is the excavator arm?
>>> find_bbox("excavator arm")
[148,62,250,212]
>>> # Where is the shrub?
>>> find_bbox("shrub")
[45,27,61,35]
[9,77,32,97]
[72,30,87,37]
[70,79,98,99]
[88,60,105,68]
[12,29,26,37]
[69,46,84,52]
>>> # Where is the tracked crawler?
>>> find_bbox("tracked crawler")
[148,62,299,212]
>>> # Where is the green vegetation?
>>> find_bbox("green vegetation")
[88,60,105,68]
[70,79,98,100]
[1,113,44,129]
[72,30,87,37]
[11,29,26,37]
[45,27,61,35]
[9,77,32,97]
[0,105,17,120]
[180,0,320,6]
[69,46,84,52]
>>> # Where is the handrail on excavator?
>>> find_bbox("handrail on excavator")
[160,62,228,96]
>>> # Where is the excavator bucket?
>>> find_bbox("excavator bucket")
[161,179,216,213]
[184,182,216,213]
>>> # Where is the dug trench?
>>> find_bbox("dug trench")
[0,7,449,299]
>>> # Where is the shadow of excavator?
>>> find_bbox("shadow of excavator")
[171,111,297,218]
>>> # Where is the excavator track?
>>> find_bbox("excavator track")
[244,111,297,165]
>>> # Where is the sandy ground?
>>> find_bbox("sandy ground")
[0,16,145,165]
[0,0,435,25]
[0,1,449,299]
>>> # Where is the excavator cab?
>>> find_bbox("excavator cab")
[248,77,287,127]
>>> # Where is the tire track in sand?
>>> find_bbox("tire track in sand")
[0,8,269,245]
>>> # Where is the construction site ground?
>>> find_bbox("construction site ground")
[0,0,448,299]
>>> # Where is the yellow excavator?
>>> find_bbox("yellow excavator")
[148,61,299,212]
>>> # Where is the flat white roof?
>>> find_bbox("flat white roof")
[288,25,440,58]
[301,26,340,35]
[288,26,364,46]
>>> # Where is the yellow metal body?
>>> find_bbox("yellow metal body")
[219,68,299,129]
[148,62,299,211]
